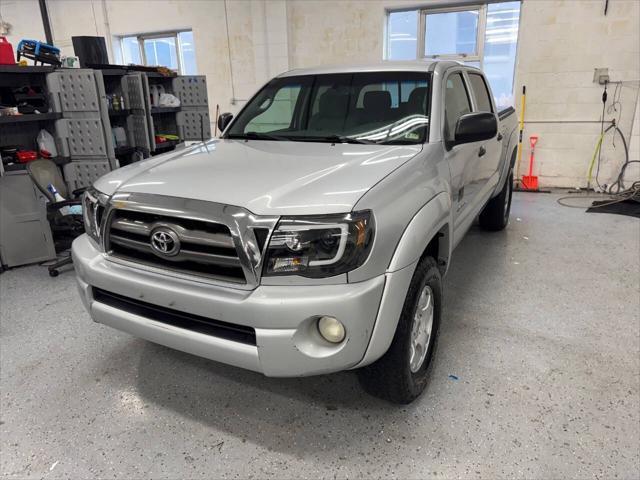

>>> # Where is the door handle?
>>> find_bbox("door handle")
[497,133,503,142]
[478,146,486,157]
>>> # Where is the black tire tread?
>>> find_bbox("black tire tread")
[479,169,513,231]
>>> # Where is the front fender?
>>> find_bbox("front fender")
[354,192,452,368]
[387,191,452,273]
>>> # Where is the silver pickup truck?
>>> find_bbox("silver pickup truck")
[73,61,517,403]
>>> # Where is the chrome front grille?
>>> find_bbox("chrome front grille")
[102,193,279,289]
[107,210,245,283]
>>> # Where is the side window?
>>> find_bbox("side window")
[245,85,302,133]
[444,73,472,142]
[468,73,493,113]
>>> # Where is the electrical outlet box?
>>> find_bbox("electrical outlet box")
[593,68,610,85]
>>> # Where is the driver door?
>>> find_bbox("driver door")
[442,70,477,244]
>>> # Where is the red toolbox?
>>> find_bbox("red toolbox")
[0,37,16,65]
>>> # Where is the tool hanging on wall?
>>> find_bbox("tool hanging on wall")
[514,85,526,185]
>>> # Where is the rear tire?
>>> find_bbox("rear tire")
[479,168,513,231]
[358,256,442,404]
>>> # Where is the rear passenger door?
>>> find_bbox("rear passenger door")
[466,71,501,200]
[442,70,477,237]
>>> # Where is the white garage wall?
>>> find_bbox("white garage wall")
[286,0,640,189]
[515,0,640,189]
[2,0,288,132]
[2,0,639,188]
[1,0,46,49]
[47,0,289,134]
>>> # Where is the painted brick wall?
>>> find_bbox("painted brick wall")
[286,0,640,188]
[515,0,640,188]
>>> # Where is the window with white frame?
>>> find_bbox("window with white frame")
[386,2,520,108]
[118,30,197,75]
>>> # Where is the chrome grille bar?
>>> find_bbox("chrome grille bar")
[109,234,243,267]
[111,218,236,250]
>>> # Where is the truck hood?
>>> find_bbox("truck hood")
[94,139,422,216]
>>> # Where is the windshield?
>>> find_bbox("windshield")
[225,71,430,145]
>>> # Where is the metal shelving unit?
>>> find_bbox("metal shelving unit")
[0,65,211,269]
[97,69,149,165]
[0,112,62,125]
[0,66,61,268]
[95,68,211,158]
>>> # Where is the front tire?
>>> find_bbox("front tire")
[358,256,442,404]
[479,168,513,231]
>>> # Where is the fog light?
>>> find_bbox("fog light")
[317,316,345,343]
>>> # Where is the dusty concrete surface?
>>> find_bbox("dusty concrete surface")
[1,192,639,479]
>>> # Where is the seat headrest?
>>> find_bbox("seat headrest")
[318,89,349,116]
[407,87,428,106]
[363,91,392,111]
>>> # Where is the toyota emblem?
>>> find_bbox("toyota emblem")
[150,228,180,257]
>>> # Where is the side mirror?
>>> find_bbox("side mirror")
[217,112,234,133]
[454,112,497,145]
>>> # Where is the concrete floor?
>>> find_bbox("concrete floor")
[1,192,639,479]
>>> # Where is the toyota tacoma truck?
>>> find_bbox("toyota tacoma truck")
[73,61,518,404]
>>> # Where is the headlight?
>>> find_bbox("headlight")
[263,210,374,278]
[82,188,107,244]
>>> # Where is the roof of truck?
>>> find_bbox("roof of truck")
[278,60,463,77]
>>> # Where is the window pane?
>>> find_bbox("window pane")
[483,1,521,108]
[143,36,178,71]
[121,36,141,65]
[228,72,431,144]
[425,10,479,57]
[178,31,197,75]
[468,73,493,113]
[387,10,418,60]
[444,73,471,141]
[245,84,302,133]
[307,73,429,142]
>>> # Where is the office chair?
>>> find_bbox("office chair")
[26,160,85,277]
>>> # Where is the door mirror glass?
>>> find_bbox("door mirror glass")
[217,112,233,133]
[454,112,497,145]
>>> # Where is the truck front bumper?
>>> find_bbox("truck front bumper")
[72,234,412,377]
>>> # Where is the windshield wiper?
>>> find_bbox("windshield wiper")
[310,135,376,145]
[228,132,376,144]
[227,131,289,141]
[325,135,376,145]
